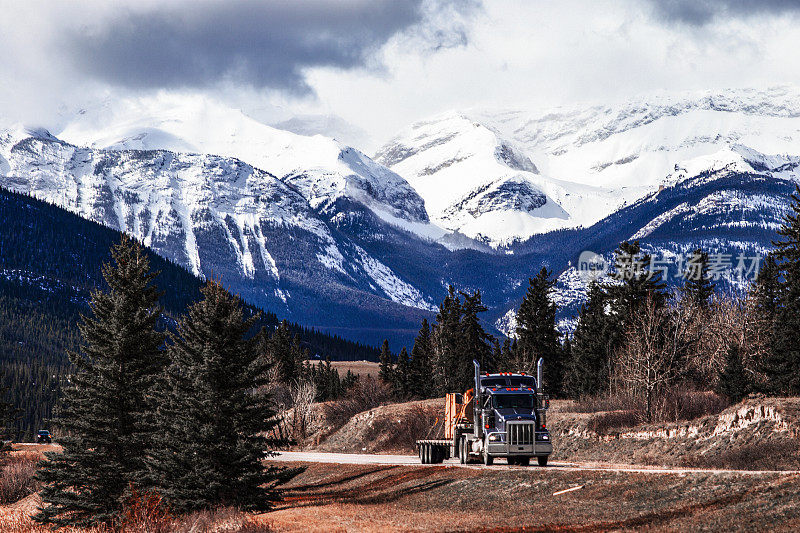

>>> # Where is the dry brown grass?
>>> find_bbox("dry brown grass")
[569,393,640,413]
[658,388,729,422]
[264,461,800,532]
[0,453,40,505]
[569,389,728,424]
[587,410,640,435]
[682,440,800,471]
[365,406,443,451]
[325,360,380,379]
[0,503,273,533]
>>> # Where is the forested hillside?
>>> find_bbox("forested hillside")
[0,187,379,440]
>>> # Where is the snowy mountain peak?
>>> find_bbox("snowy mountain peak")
[56,95,432,230]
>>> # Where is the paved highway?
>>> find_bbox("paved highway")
[268,451,800,476]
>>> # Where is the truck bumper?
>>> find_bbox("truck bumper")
[487,441,552,456]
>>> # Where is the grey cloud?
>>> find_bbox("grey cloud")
[646,0,800,25]
[59,0,479,95]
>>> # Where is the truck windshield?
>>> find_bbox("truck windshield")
[493,394,535,410]
[509,377,536,388]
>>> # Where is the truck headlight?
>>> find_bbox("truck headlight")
[488,434,500,442]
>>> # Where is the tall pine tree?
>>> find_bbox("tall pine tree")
[147,280,297,513]
[567,282,612,397]
[515,268,563,395]
[394,347,412,399]
[764,186,800,394]
[35,237,166,528]
[409,319,434,399]
[268,320,303,384]
[459,291,494,387]
[716,344,750,403]
[378,339,395,386]
[681,248,715,308]
[605,241,670,360]
[431,287,463,395]
[0,380,19,455]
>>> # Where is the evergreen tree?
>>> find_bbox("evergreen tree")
[496,338,514,372]
[764,186,800,394]
[515,268,563,395]
[567,282,612,397]
[409,319,434,398]
[431,287,463,395]
[752,254,781,324]
[342,369,359,392]
[378,339,394,386]
[269,320,303,384]
[605,240,670,361]
[716,344,750,403]
[459,290,494,388]
[681,248,715,308]
[394,347,412,399]
[147,280,297,513]
[322,357,342,400]
[0,380,19,454]
[35,237,166,528]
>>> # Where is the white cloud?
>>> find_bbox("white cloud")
[1,0,799,150]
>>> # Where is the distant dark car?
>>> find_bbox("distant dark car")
[36,430,52,444]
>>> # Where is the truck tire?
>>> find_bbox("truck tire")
[423,444,431,464]
[537,455,548,467]
[518,457,530,466]
[459,437,467,464]
[483,445,494,466]
[419,444,424,464]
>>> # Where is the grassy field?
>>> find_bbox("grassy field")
[264,461,800,532]
[319,360,380,379]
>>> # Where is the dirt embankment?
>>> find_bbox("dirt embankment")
[551,397,800,470]
[306,395,800,470]
[314,399,442,455]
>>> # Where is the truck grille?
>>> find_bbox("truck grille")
[507,422,535,446]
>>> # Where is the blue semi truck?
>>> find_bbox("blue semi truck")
[417,358,552,466]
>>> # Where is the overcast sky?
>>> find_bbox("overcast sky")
[2,0,800,150]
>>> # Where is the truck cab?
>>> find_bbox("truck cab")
[480,373,552,465]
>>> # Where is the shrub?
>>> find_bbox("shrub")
[587,410,641,435]
[0,453,39,504]
[323,376,393,429]
[656,388,729,422]
[365,406,443,452]
[570,394,639,414]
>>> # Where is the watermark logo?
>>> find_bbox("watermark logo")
[577,250,609,281]
[576,249,764,283]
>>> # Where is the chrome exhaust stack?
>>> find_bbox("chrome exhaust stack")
[536,357,544,392]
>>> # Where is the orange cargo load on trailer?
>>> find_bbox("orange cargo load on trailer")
[444,389,474,440]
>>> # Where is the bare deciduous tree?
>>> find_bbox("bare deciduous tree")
[290,377,316,442]
[613,295,700,422]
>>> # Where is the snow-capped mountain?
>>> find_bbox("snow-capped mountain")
[3,88,800,347]
[0,123,443,347]
[58,96,443,241]
[497,143,800,336]
[378,86,800,247]
[375,112,623,246]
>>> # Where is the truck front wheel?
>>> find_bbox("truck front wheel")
[483,445,494,466]
[537,455,548,467]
